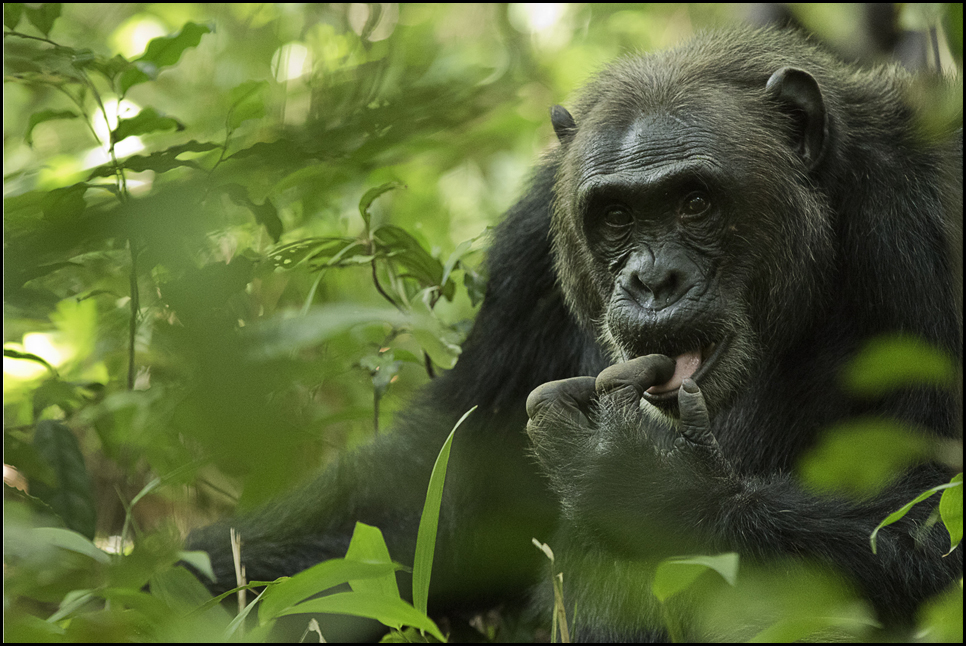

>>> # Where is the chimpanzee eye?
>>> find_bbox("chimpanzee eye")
[681,191,711,217]
[601,206,633,237]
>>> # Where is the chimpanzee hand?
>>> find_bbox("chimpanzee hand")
[526,355,738,554]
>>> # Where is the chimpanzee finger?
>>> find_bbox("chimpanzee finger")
[677,378,713,447]
[673,378,733,479]
[526,376,597,430]
[596,354,676,408]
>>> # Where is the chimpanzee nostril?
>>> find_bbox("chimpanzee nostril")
[620,253,699,311]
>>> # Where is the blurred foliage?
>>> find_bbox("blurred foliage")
[3,3,962,643]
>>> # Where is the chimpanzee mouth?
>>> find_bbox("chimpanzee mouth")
[639,337,729,406]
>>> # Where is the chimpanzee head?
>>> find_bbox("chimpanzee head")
[548,35,836,415]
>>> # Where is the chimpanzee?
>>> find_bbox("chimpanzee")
[188,28,962,640]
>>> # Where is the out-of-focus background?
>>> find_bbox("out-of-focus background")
[4,3,962,642]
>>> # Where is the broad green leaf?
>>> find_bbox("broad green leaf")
[345,522,400,599]
[41,183,87,222]
[410,301,462,369]
[242,304,406,359]
[413,407,474,615]
[258,558,401,623]
[111,107,184,143]
[283,592,445,642]
[228,80,269,130]
[31,420,96,538]
[24,2,61,37]
[4,3,23,30]
[149,566,227,616]
[30,527,108,564]
[178,550,216,583]
[798,418,931,496]
[25,109,78,146]
[119,22,212,94]
[842,334,956,395]
[653,552,739,602]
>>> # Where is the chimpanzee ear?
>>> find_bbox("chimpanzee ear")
[765,67,828,171]
[551,105,577,145]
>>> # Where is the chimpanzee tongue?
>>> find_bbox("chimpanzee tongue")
[646,350,701,394]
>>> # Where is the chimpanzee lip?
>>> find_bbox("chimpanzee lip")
[640,336,729,406]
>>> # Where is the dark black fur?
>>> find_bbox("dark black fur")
[189,29,962,640]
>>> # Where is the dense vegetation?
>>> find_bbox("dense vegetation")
[4,4,962,642]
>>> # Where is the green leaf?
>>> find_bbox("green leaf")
[938,473,962,552]
[798,418,932,496]
[412,406,474,615]
[283,592,445,642]
[25,109,78,146]
[227,80,269,130]
[358,181,405,232]
[41,183,87,222]
[842,334,957,395]
[149,566,225,616]
[111,107,184,143]
[119,21,212,95]
[4,3,24,30]
[410,302,462,369]
[870,479,961,553]
[374,225,452,295]
[360,351,403,400]
[2,348,58,375]
[178,550,216,583]
[31,420,96,538]
[268,237,362,269]
[652,552,739,602]
[258,558,401,623]
[88,140,219,178]
[23,3,61,37]
[30,527,108,564]
[86,53,135,82]
[242,304,406,360]
[345,522,401,599]
[221,183,282,242]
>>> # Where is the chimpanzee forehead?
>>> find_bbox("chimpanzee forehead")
[576,112,723,182]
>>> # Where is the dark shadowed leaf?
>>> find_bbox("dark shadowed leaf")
[31,420,96,538]
[221,183,282,242]
[111,107,184,143]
